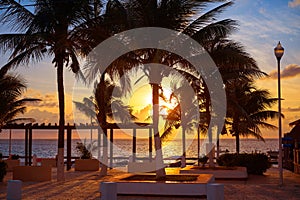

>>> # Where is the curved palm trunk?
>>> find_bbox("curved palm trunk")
[204,89,214,167]
[152,83,166,178]
[57,57,65,181]
[99,75,108,176]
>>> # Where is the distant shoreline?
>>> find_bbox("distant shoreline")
[0,138,279,140]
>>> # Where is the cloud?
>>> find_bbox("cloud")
[21,89,75,124]
[288,0,300,8]
[24,90,58,108]
[133,104,152,122]
[282,107,300,112]
[23,109,58,124]
[268,64,300,79]
[259,8,266,15]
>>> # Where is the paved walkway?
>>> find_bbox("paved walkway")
[0,167,299,199]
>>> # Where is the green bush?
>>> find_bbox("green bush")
[0,161,7,182]
[217,153,271,175]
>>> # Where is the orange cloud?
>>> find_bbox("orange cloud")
[288,0,300,8]
[21,89,75,124]
[282,107,300,112]
[268,64,300,79]
[23,109,58,124]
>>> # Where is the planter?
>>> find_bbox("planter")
[180,166,248,180]
[4,160,20,172]
[75,159,99,171]
[41,158,57,167]
[13,166,51,181]
[113,173,215,197]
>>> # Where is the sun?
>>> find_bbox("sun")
[129,84,179,122]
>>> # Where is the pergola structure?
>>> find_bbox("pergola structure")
[2,122,154,170]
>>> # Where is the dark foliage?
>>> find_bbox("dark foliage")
[75,142,92,159]
[217,153,271,175]
[0,161,7,182]
[11,154,20,160]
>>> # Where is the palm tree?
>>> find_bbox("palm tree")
[74,80,136,125]
[74,79,136,174]
[107,0,237,178]
[225,80,281,153]
[204,39,267,156]
[0,69,41,154]
[160,80,199,166]
[0,0,103,181]
[0,71,40,129]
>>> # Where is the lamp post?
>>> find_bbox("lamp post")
[274,41,284,186]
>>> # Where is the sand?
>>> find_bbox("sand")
[0,167,300,200]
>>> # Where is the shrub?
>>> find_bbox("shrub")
[217,153,271,175]
[76,142,92,159]
[198,155,209,167]
[11,154,19,160]
[0,161,7,182]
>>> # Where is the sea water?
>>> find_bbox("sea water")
[0,137,278,167]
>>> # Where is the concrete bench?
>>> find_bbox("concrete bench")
[100,174,224,200]
[13,166,51,181]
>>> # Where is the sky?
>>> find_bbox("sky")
[0,0,300,139]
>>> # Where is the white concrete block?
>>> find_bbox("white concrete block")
[7,180,22,200]
[207,183,224,200]
[100,182,117,200]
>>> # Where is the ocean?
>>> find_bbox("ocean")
[0,138,278,167]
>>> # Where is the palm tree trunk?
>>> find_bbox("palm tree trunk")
[233,115,240,154]
[152,83,166,178]
[57,57,65,181]
[98,75,108,176]
[197,126,200,166]
[204,88,214,167]
[181,126,186,167]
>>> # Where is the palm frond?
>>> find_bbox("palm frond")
[0,0,34,32]
[184,1,234,35]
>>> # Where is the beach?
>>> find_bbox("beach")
[1,167,300,200]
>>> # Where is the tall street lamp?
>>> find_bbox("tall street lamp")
[274,41,284,186]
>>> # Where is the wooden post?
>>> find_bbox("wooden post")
[67,124,72,171]
[149,128,152,162]
[25,129,28,166]
[109,128,113,169]
[133,128,136,162]
[29,128,32,166]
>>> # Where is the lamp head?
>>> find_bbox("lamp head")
[274,41,284,60]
